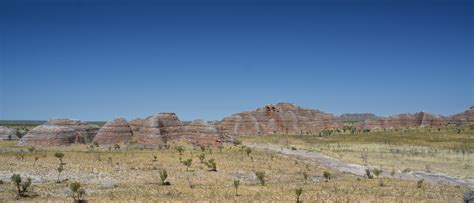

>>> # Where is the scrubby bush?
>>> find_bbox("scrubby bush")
[323,171,331,182]
[198,153,206,163]
[417,179,424,188]
[70,181,86,202]
[233,179,240,196]
[390,169,396,177]
[54,152,65,164]
[255,171,266,186]
[200,145,206,152]
[176,146,184,155]
[159,169,169,185]
[245,148,252,157]
[295,188,303,203]
[372,168,383,177]
[10,174,31,197]
[206,159,217,171]
[182,158,192,171]
[233,139,242,146]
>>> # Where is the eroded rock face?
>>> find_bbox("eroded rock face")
[129,118,143,135]
[450,106,474,125]
[217,103,341,136]
[181,120,222,146]
[356,112,448,129]
[18,125,77,146]
[137,113,183,148]
[93,118,133,146]
[46,119,99,143]
[17,119,99,146]
[0,126,19,140]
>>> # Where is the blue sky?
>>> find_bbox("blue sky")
[0,0,472,121]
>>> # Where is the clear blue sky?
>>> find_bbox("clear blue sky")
[0,0,472,121]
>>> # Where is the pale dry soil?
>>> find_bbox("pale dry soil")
[0,140,470,202]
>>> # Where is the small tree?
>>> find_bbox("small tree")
[54,152,65,164]
[10,174,31,197]
[245,148,252,157]
[57,164,64,183]
[159,169,169,185]
[70,181,86,202]
[255,171,265,186]
[206,159,217,171]
[295,188,303,203]
[198,153,206,163]
[200,145,206,152]
[176,146,184,155]
[182,158,192,171]
[323,171,331,182]
[233,179,240,196]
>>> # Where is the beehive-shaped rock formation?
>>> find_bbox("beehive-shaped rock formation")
[181,120,222,146]
[17,118,99,146]
[137,113,183,148]
[0,126,19,140]
[93,118,133,146]
[217,103,341,136]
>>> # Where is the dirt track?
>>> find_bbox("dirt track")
[246,143,474,189]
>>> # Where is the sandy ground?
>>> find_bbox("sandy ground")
[246,142,474,190]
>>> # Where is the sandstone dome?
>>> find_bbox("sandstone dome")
[93,118,133,146]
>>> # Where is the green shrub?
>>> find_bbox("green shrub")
[159,169,169,185]
[206,159,217,171]
[233,179,240,196]
[182,158,192,171]
[233,139,242,146]
[10,174,31,197]
[295,188,303,203]
[176,146,184,155]
[198,153,206,163]
[70,181,86,201]
[54,152,65,164]
[323,171,331,182]
[245,148,252,157]
[255,171,266,186]
[372,168,383,177]
[417,179,424,188]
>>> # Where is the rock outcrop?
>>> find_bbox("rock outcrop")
[217,103,341,136]
[356,112,448,129]
[0,126,19,140]
[181,120,222,146]
[449,106,474,125]
[46,119,100,143]
[18,118,99,146]
[93,118,133,146]
[137,113,183,148]
[129,118,143,135]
